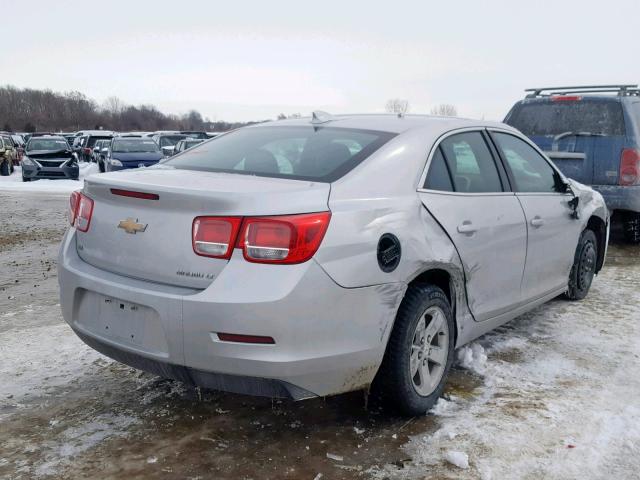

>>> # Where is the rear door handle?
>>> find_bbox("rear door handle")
[457,221,477,235]
[530,216,545,228]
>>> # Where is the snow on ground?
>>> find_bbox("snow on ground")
[0,320,107,409]
[0,164,98,193]
[371,265,640,479]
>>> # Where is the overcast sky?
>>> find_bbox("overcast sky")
[5,0,640,122]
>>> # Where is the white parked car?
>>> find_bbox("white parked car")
[59,113,608,415]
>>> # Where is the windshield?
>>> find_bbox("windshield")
[159,135,186,147]
[163,126,396,181]
[506,99,625,136]
[112,139,160,153]
[27,138,69,151]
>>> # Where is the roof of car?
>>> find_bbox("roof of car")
[252,114,511,135]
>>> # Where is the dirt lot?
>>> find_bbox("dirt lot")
[1,190,639,480]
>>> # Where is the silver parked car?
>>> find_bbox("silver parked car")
[59,114,608,415]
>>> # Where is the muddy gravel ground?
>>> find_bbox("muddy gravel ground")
[1,191,639,480]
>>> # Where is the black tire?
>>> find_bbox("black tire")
[0,160,9,176]
[98,158,105,173]
[565,229,598,301]
[371,284,455,416]
[623,212,640,244]
[22,175,30,182]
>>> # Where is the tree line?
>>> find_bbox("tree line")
[0,85,259,133]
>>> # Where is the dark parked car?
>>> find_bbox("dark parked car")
[103,137,163,172]
[0,134,17,176]
[505,84,640,242]
[93,139,112,172]
[173,138,204,154]
[73,132,114,162]
[21,136,78,181]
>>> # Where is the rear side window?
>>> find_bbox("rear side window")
[506,99,625,136]
[438,132,503,193]
[492,133,559,193]
[424,148,453,191]
[164,126,396,182]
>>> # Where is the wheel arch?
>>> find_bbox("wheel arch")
[586,215,607,273]
[407,268,459,345]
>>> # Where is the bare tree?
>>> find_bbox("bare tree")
[103,96,126,115]
[385,99,410,114]
[430,104,457,117]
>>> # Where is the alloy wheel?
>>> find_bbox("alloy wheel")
[410,306,449,396]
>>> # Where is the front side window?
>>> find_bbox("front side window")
[492,132,560,193]
[163,126,396,182]
[438,132,503,193]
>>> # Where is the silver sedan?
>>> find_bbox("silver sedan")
[58,113,608,416]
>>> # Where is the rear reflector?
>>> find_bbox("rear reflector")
[551,95,582,102]
[217,333,275,344]
[192,216,243,259]
[237,212,331,264]
[620,149,640,186]
[111,188,159,200]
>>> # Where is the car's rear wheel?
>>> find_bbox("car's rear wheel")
[372,284,455,416]
[0,160,9,176]
[98,159,105,173]
[623,212,640,244]
[565,229,597,301]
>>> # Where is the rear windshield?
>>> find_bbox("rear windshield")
[163,126,396,182]
[506,99,625,136]
[27,138,69,151]
[112,139,160,153]
[87,136,113,147]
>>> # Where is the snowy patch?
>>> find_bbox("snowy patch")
[34,413,139,477]
[0,323,108,405]
[443,450,469,469]
[457,343,487,374]
[0,164,99,193]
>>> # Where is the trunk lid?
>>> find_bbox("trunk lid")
[76,168,330,289]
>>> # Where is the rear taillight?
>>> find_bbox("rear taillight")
[620,149,640,186]
[68,191,94,232]
[192,217,242,259]
[237,212,331,264]
[69,191,81,226]
[192,212,331,264]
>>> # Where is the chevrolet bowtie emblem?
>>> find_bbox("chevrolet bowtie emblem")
[118,218,148,234]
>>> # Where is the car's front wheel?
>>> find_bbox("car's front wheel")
[0,160,9,176]
[565,229,597,301]
[372,284,455,416]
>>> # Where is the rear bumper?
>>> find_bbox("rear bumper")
[592,184,640,213]
[58,229,404,399]
[22,163,79,180]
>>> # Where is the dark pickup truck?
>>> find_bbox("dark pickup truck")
[505,84,640,243]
